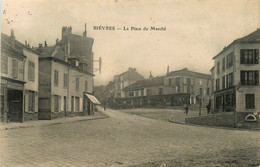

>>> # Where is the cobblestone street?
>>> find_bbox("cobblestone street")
[1,108,260,167]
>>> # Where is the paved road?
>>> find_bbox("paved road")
[1,108,260,167]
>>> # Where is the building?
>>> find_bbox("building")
[123,75,165,108]
[164,68,212,107]
[1,31,39,122]
[38,25,100,120]
[113,67,144,98]
[212,29,260,123]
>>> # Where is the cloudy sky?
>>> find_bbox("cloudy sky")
[1,0,259,85]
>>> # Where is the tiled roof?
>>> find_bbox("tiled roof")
[1,33,39,55]
[213,28,260,59]
[37,46,66,61]
[124,76,164,91]
[167,68,211,79]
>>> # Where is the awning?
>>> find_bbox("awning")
[85,93,101,105]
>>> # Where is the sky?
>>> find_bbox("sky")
[1,0,260,86]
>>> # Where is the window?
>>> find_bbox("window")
[76,78,79,91]
[75,97,79,111]
[199,88,203,95]
[246,94,255,109]
[85,81,88,91]
[240,49,259,64]
[226,73,234,88]
[217,61,220,74]
[54,70,58,86]
[54,95,59,112]
[222,76,225,89]
[168,78,172,86]
[159,88,163,95]
[28,61,35,81]
[207,88,210,95]
[64,96,67,111]
[226,53,233,68]
[241,71,259,85]
[11,59,18,78]
[1,55,8,74]
[216,79,220,91]
[129,92,134,97]
[141,90,144,96]
[63,73,68,88]
[71,96,74,111]
[28,91,35,111]
[222,57,225,71]
[147,89,152,95]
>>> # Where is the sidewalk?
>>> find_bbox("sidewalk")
[0,111,108,131]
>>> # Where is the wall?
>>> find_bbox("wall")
[23,49,39,119]
[185,112,236,127]
[38,59,52,119]
[0,52,24,81]
[234,43,260,113]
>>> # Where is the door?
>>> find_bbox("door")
[64,96,67,115]
[7,89,23,122]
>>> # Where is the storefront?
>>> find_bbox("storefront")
[84,93,101,115]
[1,77,25,122]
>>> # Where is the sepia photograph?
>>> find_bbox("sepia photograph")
[0,0,260,166]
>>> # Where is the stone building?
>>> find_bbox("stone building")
[164,68,212,108]
[113,67,144,98]
[1,31,39,122]
[38,25,99,120]
[212,29,260,126]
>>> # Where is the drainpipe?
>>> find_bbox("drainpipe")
[66,65,70,117]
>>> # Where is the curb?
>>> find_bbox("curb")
[168,118,260,132]
[1,112,109,131]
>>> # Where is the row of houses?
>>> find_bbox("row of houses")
[95,67,212,109]
[1,24,100,123]
[95,28,260,124]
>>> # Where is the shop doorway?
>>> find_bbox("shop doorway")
[7,89,23,122]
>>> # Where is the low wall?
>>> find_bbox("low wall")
[185,112,236,128]
[185,112,260,129]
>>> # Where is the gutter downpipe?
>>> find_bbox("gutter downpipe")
[22,53,27,123]
[233,44,237,128]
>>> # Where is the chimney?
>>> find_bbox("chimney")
[149,71,153,79]
[56,38,59,44]
[44,41,47,47]
[39,43,43,48]
[10,29,15,46]
[25,40,27,46]
[62,26,72,40]
[38,43,43,53]
[167,65,169,75]
[83,23,87,37]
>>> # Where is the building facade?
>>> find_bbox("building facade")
[212,29,260,124]
[113,67,144,98]
[1,31,39,122]
[38,25,99,120]
[164,68,212,108]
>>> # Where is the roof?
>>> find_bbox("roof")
[124,76,164,91]
[166,68,211,79]
[1,33,39,55]
[37,46,66,61]
[213,28,260,59]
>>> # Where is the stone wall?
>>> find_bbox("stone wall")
[185,112,236,127]
[185,112,260,129]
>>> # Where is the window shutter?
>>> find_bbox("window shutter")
[255,49,259,64]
